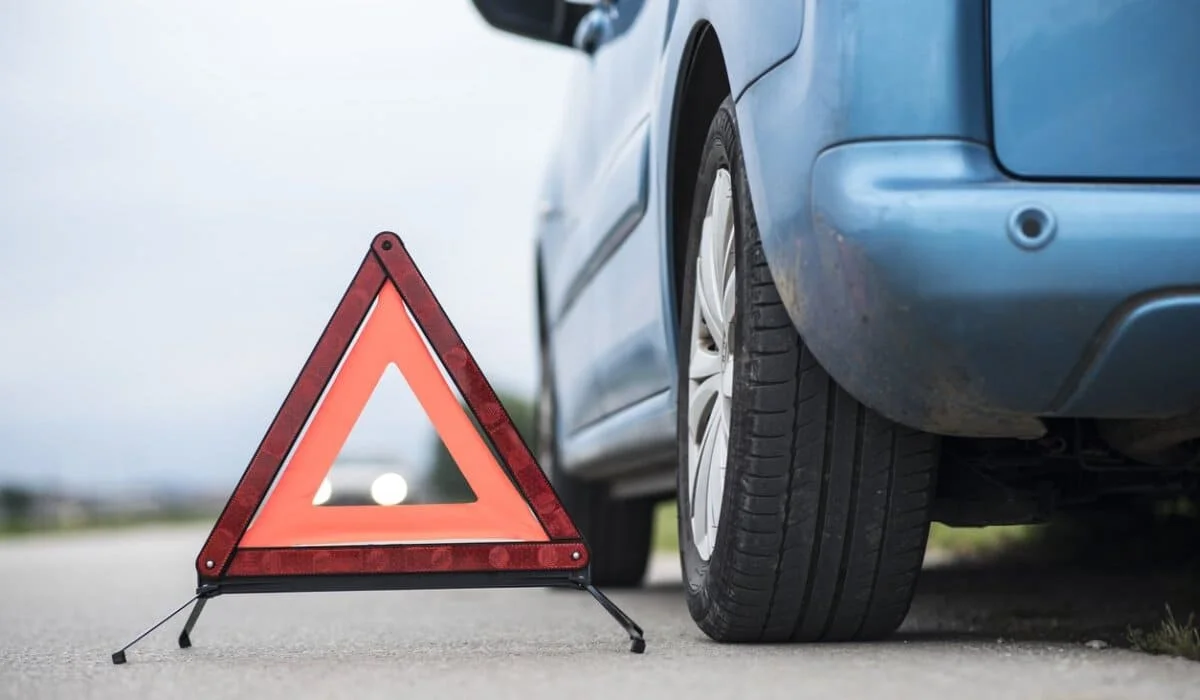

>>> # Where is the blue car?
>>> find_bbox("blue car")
[471,0,1200,643]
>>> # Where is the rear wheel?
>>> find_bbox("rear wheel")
[675,98,941,642]
[534,278,655,588]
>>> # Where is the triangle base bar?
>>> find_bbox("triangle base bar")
[109,568,646,664]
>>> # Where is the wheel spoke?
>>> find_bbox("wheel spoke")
[706,413,728,533]
[689,342,722,382]
[705,451,724,540]
[688,373,721,441]
[711,171,733,258]
[722,269,736,336]
[691,410,720,542]
[697,233,725,350]
[698,171,734,352]
[707,189,729,293]
[722,206,736,287]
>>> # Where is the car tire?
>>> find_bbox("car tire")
[675,97,941,643]
[534,273,655,588]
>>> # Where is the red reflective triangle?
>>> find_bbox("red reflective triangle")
[195,232,586,580]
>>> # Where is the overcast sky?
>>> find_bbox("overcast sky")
[0,0,578,495]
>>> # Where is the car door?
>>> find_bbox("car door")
[542,0,673,445]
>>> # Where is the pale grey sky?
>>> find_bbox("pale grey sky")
[0,0,578,494]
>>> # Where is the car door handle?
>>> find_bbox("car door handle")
[572,1,617,55]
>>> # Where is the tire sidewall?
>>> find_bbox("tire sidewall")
[676,100,750,620]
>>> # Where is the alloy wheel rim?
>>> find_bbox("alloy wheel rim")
[686,167,736,562]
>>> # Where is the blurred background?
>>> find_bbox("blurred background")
[0,0,570,531]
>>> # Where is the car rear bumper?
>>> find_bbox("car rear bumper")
[798,139,1200,438]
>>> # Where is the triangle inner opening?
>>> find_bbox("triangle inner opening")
[314,363,477,507]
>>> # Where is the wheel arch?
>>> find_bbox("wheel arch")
[665,22,733,343]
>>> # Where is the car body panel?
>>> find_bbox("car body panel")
[736,0,991,253]
[527,0,1200,484]
[989,0,1200,181]
[537,0,664,449]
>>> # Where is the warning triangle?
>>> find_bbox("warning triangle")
[108,233,646,666]
[195,232,586,581]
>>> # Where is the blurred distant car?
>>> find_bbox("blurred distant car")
[316,459,420,507]
[471,0,1200,644]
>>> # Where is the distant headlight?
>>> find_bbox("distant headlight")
[370,472,408,506]
[312,477,333,506]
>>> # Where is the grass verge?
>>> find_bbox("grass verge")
[653,501,679,553]
[0,511,215,540]
[1128,605,1200,662]
[925,522,1041,558]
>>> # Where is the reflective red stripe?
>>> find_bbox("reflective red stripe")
[226,541,589,577]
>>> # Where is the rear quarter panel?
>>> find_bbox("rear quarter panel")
[734,0,1200,435]
[732,0,994,429]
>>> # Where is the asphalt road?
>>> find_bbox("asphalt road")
[1,525,1198,700]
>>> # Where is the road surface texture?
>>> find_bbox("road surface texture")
[1,525,1197,699]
